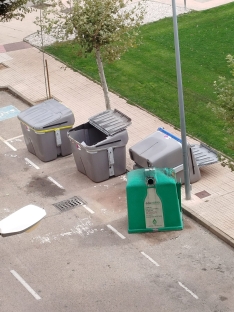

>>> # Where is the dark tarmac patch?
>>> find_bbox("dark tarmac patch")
[141,230,180,245]
[136,216,194,245]
[219,295,228,301]
[183,215,195,230]
[26,175,65,197]
[82,179,127,213]
[214,265,225,273]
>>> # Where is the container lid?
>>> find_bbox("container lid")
[191,143,218,167]
[17,99,74,130]
[88,109,131,136]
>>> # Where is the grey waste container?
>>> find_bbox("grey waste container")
[129,127,201,184]
[68,109,131,182]
[18,99,75,162]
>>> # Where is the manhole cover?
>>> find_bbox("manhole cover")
[53,196,86,212]
[195,190,211,199]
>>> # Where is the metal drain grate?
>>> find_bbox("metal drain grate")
[53,196,86,212]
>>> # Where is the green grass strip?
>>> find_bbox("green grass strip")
[45,2,234,158]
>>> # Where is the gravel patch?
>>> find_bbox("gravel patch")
[131,0,189,24]
[24,0,190,48]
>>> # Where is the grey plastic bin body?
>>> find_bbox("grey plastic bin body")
[68,123,128,182]
[129,129,201,184]
[68,109,131,183]
[18,99,75,162]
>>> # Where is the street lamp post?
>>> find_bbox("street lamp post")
[171,0,191,200]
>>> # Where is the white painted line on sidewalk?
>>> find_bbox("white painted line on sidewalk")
[107,224,126,239]
[10,270,41,300]
[48,176,64,189]
[6,134,24,141]
[141,252,160,267]
[25,158,40,170]
[178,281,198,299]
[83,204,95,214]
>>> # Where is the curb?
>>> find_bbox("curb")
[0,86,34,107]
[182,204,234,249]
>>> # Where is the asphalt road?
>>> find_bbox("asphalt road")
[1,91,234,312]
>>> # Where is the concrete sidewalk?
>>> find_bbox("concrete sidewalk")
[0,0,234,247]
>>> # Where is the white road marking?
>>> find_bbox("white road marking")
[178,281,199,299]
[47,176,64,189]
[107,224,126,239]
[32,218,96,243]
[10,270,41,300]
[25,158,39,169]
[60,232,73,236]
[120,175,127,181]
[4,141,17,151]
[83,204,95,214]
[4,154,17,158]
[141,252,160,267]
[0,135,17,151]
[6,134,24,141]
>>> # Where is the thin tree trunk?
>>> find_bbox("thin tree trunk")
[95,48,111,110]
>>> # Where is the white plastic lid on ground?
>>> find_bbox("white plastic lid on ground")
[0,205,46,235]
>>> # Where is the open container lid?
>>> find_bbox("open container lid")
[191,143,218,167]
[88,109,131,136]
[17,99,75,130]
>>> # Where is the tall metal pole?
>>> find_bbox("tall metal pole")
[172,0,191,200]
[40,6,48,99]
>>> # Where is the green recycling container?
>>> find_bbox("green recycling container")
[126,168,183,233]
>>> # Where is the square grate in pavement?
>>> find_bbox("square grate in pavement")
[195,190,211,199]
[53,196,86,212]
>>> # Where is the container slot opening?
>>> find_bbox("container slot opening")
[147,178,155,186]
[43,121,68,129]
[69,123,107,146]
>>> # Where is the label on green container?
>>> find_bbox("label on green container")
[144,188,164,229]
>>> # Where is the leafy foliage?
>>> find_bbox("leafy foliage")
[37,0,144,61]
[45,2,234,158]
[36,0,145,109]
[209,54,234,171]
[0,0,31,21]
